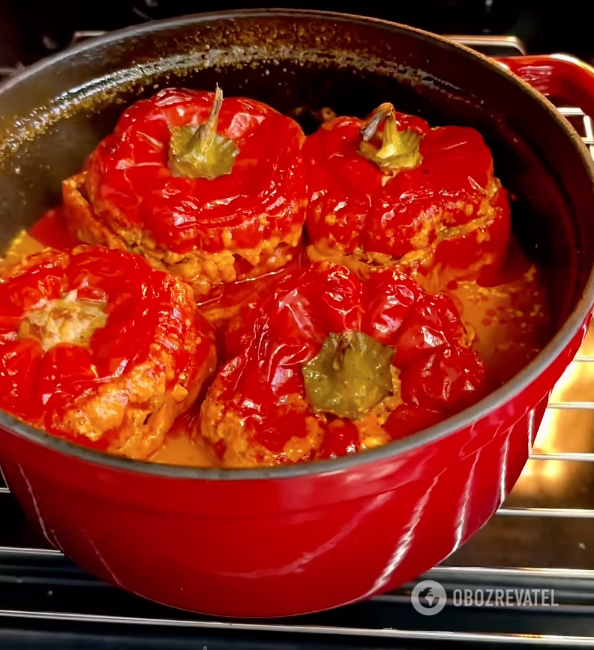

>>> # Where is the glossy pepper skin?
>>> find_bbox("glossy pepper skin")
[197,262,486,468]
[63,88,307,297]
[304,109,511,292]
[0,246,217,459]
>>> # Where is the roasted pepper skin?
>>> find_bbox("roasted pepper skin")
[0,246,216,459]
[304,111,511,290]
[197,262,486,468]
[64,88,307,297]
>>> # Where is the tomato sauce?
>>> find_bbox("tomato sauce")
[1,205,552,468]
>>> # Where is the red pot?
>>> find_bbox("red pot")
[0,11,594,618]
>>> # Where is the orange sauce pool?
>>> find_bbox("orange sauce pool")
[1,209,552,468]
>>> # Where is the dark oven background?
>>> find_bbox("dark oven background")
[0,0,591,66]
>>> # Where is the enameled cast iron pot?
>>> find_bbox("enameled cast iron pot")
[1,9,594,619]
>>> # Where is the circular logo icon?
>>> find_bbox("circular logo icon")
[411,580,447,616]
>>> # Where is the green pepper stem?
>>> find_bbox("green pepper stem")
[186,84,223,155]
[332,331,355,371]
[168,85,239,181]
[302,331,394,421]
[360,103,402,159]
[359,102,423,173]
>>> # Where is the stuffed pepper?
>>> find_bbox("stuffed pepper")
[304,102,511,291]
[63,86,307,297]
[0,246,216,459]
[197,262,486,468]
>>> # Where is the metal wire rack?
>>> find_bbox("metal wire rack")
[2,34,594,649]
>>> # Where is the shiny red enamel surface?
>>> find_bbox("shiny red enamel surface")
[0,341,576,617]
[498,55,594,119]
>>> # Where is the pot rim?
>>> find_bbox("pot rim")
[1,8,593,482]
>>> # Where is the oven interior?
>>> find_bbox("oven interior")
[1,21,594,650]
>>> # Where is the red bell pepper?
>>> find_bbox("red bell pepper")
[198,262,486,467]
[0,246,216,459]
[304,103,511,291]
[64,87,307,297]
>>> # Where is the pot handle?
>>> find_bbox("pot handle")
[496,54,594,119]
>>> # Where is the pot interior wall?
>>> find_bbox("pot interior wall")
[0,11,592,334]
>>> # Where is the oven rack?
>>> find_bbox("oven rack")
[2,34,594,649]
